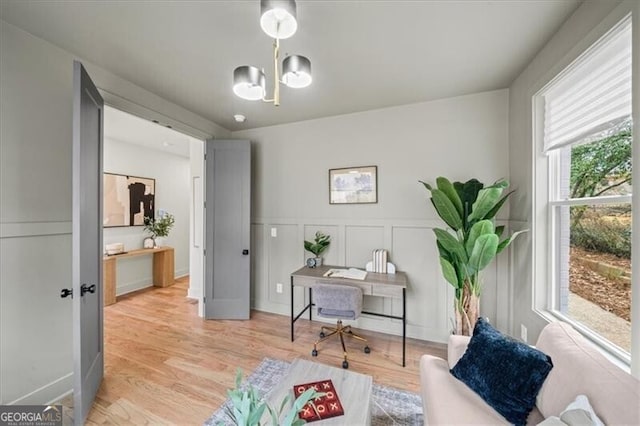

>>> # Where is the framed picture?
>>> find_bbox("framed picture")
[103,173,155,227]
[329,165,378,204]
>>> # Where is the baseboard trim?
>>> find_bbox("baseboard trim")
[116,280,153,296]
[187,288,202,300]
[8,373,72,405]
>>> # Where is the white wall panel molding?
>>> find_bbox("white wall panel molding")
[0,221,71,239]
[8,373,72,406]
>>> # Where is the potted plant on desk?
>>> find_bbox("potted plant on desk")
[304,231,331,267]
[143,212,175,248]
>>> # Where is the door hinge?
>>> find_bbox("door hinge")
[203,249,206,256]
[203,297,206,303]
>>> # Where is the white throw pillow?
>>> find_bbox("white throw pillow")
[537,395,603,426]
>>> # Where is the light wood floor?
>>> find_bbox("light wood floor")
[82,277,446,424]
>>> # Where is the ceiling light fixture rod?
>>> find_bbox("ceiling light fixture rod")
[262,38,281,106]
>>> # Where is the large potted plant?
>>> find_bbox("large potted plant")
[143,213,175,248]
[420,177,524,336]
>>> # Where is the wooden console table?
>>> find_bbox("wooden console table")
[103,246,175,306]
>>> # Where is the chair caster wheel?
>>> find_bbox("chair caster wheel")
[364,346,371,354]
[312,349,318,357]
[347,330,353,334]
[342,360,349,369]
[319,332,325,338]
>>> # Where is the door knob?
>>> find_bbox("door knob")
[81,283,96,296]
[60,288,73,298]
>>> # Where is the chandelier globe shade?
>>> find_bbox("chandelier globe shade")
[260,0,298,39]
[282,55,312,88]
[233,65,266,101]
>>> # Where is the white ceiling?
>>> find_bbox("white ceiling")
[0,0,581,132]
[105,106,195,158]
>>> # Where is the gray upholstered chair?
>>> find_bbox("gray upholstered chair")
[311,283,370,369]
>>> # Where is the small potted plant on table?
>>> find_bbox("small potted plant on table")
[143,212,175,248]
[304,231,331,267]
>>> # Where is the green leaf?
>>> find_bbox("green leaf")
[247,403,267,425]
[495,225,505,238]
[419,180,433,191]
[431,189,463,230]
[436,177,463,216]
[496,230,527,254]
[439,257,459,288]
[433,228,467,263]
[483,190,514,220]
[486,179,509,189]
[283,388,321,426]
[436,240,452,261]
[468,234,499,274]
[454,179,484,209]
[466,220,494,255]
[468,187,503,222]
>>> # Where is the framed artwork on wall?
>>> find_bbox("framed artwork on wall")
[103,173,155,227]
[329,165,378,204]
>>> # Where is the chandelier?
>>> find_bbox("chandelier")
[233,0,312,106]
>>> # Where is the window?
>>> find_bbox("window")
[536,16,632,358]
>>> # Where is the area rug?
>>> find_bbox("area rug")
[204,358,422,426]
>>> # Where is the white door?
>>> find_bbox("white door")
[204,139,251,319]
[72,60,104,424]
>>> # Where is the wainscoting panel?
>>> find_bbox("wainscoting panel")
[268,224,300,306]
[392,226,449,342]
[249,218,514,344]
[345,225,385,269]
[0,231,72,404]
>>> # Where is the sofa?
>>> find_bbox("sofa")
[420,321,640,425]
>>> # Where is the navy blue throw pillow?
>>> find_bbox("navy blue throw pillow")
[450,318,553,426]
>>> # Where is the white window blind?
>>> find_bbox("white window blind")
[543,16,632,153]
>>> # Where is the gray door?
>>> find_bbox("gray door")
[204,139,251,319]
[72,61,103,424]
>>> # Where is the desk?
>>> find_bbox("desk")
[103,247,175,306]
[290,265,408,367]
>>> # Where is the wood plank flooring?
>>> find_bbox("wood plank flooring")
[82,277,446,424]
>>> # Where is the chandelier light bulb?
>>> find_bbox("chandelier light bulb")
[233,66,266,101]
[260,0,298,39]
[282,55,312,88]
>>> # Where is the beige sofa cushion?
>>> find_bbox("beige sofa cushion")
[535,322,640,425]
[420,354,544,425]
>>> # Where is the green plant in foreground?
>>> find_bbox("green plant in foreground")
[420,177,526,336]
[224,369,322,426]
[304,231,331,257]
[143,213,175,238]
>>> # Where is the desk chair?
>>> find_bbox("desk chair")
[311,283,370,369]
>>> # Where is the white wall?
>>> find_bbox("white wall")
[0,19,229,404]
[233,89,511,343]
[507,0,639,368]
[104,138,191,294]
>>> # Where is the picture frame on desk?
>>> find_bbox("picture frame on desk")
[329,165,377,204]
